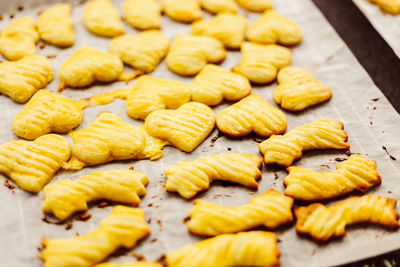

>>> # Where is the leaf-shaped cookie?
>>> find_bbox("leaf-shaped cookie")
[165,153,262,199]
[0,17,39,61]
[187,189,293,236]
[0,134,71,193]
[217,94,287,137]
[247,11,303,46]
[273,66,332,111]
[295,195,400,242]
[259,120,350,168]
[109,31,170,73]
[200,0,238,14]
[144,102,215,152]
[162,0,202,23]
[284,154,381,202]
[191,12,247,49]
[233,42,292,84]
[127,75,190,120]
[41,206,150,267]
[83,0,124,38]
[12,90,84,140]
[96,262,162,267]
[190,64,251,106]
[166,34,226,76]
[369,0,400,14]
[236,0,273,12]
[123,0,162,30]
[0,55,53,103]
[166,231,280,267]
[38,3,75,47]
[43,169,148,220]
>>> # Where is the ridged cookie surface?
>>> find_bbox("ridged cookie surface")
[95,262,162,267]
[162,0,202,23]
[123,0,162,30]
[200,0,238,14]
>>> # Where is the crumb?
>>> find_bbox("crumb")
[148,203,153,207]
[3,179,15,190]
[334,157,347,162]
[18,6,24,11]
[253,138,263,143]
[373,107,376,110]
[97,201,110,208]
[210,131,224,147]
[37,10,43,16]
[65,222,73,230]
[37,246,43,252]
[312,249,316,255]
[156,255,166,264]
[388,191,392,194]
[9,13,15,19]
[345,150,352,156]
[75,233,80,236]
[151,195,159,199]
[227,147,232,151]
[39,43,46,49]
[157,219,162,229]
[274,173,279,180]
[382,146,397,160]
[277,238,281,243]
[147,218,152,224]
[132,252,145,261]
[154,205,160,209]
[149,238,157,243]
[370,121,373,125]
[77,213,92,222]
[46,54,57,59]
[320,164,330,169]
[129,166,134,170]
[0,15,3,20]
[371,98,380,102]
[79,0,87,4]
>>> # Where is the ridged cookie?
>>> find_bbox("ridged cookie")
[43,169,148,220]
[368,0,400,14]
[165,153,262,199]
[217,94,287,137]
[0,134,71,193]
[259,120,350,168]
[187,189,293,236]
[123,0,162,30]
[200,0,238,14]
[162,0,202,23]
[236,0,273,12]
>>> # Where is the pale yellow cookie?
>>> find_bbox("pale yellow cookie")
[259,120,350,168]
[369,0,400,14]
[273,66,332,111]
[144,102,215,153]
[190,64,251,106]
[200,0,238,14]
[162,0,202,23]
[217,94,287,137]
[165,153,262,199]
[233,42,292,84]
[41,206,150,267]
[0,55,53,103]
[96,262,162,267]
[247,11,302,46]
[38,3,75,47]
[236,0,273,12]
[188,189,293,236]
[295,195,400,242]
[0,17,39,61]
[127,75,190,120]
[83,0,124,38]
[166,34,226,76]
[284,154,381,202]
[166,231,280,267]
[0,134,71,193]
[123,0,162,30]
[43,169,148,220]
[191,13,247,49]
[63,112,167,170]
[109,31,170,73]
[12,90,84,140]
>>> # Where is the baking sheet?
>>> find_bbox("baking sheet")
[352,0,400,58]
[1,0,400,266]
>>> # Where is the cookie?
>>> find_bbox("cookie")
[12,90,84,140]
[284,154,381,201]
[123,0,162,30]
[259,120,350,168]
[273,67,332,111]
[236,0,273,12]
[0,17,38,61]
[166,34,226,76]
[0,134,71,193]
[166,231,280,267]
[217,94,287,137]
[162,0,202,23]
[191,12,247,49]
[187,189,293,236]
[95,262,162,267]
[38,3,75,47]
[43,169,148,220]
[0,55,53,103]
[165,153,262,199]
[83,0,124,38]
[200,0,238,14]
[190,64,251,106]
[232,42,292,84]
[127,75,190,120]
[247,11,302,46]
[295,195,400,242]
[144,102,215,152]
[369,0,400,14]
[109,31,170,73]
[40,206,150,267]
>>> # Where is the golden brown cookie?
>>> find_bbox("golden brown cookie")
[236,0,273,12]
[95,262,162,267]
[368,0,400,14]
[162,0,202,23]
[200,0,238,14]
[123,0,162,30]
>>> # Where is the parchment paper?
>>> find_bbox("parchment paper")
[352,0,400,58]
[0,0,400,266]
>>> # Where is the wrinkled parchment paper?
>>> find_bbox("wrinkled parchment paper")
[352,0,400,58]
[1,0,400,266]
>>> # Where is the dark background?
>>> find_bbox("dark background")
[312,0,400,265]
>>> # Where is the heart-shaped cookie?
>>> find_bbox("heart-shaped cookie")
[200,0,238,14]
[0,134,71,193]
[123,0,162,30]
[162,0,202,23]
[13,90,84,140]
[144,102,215,152]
